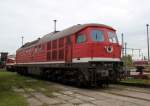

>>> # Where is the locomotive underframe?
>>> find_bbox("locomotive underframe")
[14,61,123,86]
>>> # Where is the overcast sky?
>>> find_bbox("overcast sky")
[0,0,150,59]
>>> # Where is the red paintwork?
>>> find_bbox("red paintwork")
[6,58,15,65]
[16,25,121,64]
[134,60,150,65]
[73,27,121,60]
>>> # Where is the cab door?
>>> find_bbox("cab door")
[65,36,72,63]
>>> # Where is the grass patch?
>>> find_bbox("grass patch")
[121,78,150,85]
[0,91,28,106]
[0,71,28,106]
[0,70,59,106]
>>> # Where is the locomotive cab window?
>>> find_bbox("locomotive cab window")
[76,34,86,44]
[92,30,104,42]
[108,32,118,43]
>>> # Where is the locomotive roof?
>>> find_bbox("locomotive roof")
[19,23,115,50]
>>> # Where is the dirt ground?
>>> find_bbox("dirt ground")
[13,82,150,106]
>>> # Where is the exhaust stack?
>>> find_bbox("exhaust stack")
[53,20,57,33]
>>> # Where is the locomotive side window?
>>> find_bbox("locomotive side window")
[67,36,71,44]
[52,40,57,49]
[76,34,86,44]
[92,30,104,42]
[108,32,118,43]
[59,38,64,47]
[47,41,51,50]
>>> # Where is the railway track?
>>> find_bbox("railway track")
[94,84,150,102]
[101,89,150,102]
[52,83,150,106]
[109,84,150,94]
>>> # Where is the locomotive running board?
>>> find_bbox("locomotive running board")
[72,57,120,63]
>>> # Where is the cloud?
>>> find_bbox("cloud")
[0,0,150,59]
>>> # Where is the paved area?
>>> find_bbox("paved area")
[14,83,150,106]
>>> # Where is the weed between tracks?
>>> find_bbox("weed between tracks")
[0,70,59,106]
[121,78,150,85]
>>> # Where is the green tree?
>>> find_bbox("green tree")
[122,55,133,66]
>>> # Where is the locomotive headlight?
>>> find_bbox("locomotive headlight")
[105,46,113,53]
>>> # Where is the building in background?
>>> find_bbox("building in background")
[0,52,8,68]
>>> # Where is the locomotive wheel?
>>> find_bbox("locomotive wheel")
[76,74,84,87]
[109,70,119,83]
[75,70,87,87]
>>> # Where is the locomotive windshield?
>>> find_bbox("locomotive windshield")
[108,32,118,43]
[91,30,104,42]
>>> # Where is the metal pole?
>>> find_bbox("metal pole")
[124,42,127,77]
[53,20,57,32]
[125,42,127,57]
[121,33,124,57]
[146,24,149,61]
[142,53,144,60]
[21,36,24,46]
[139,49,141,57]
[131,49,134,57]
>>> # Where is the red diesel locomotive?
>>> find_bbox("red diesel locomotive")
[12,23,123,86]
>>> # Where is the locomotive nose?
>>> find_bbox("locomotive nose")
[103,43,121,59]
